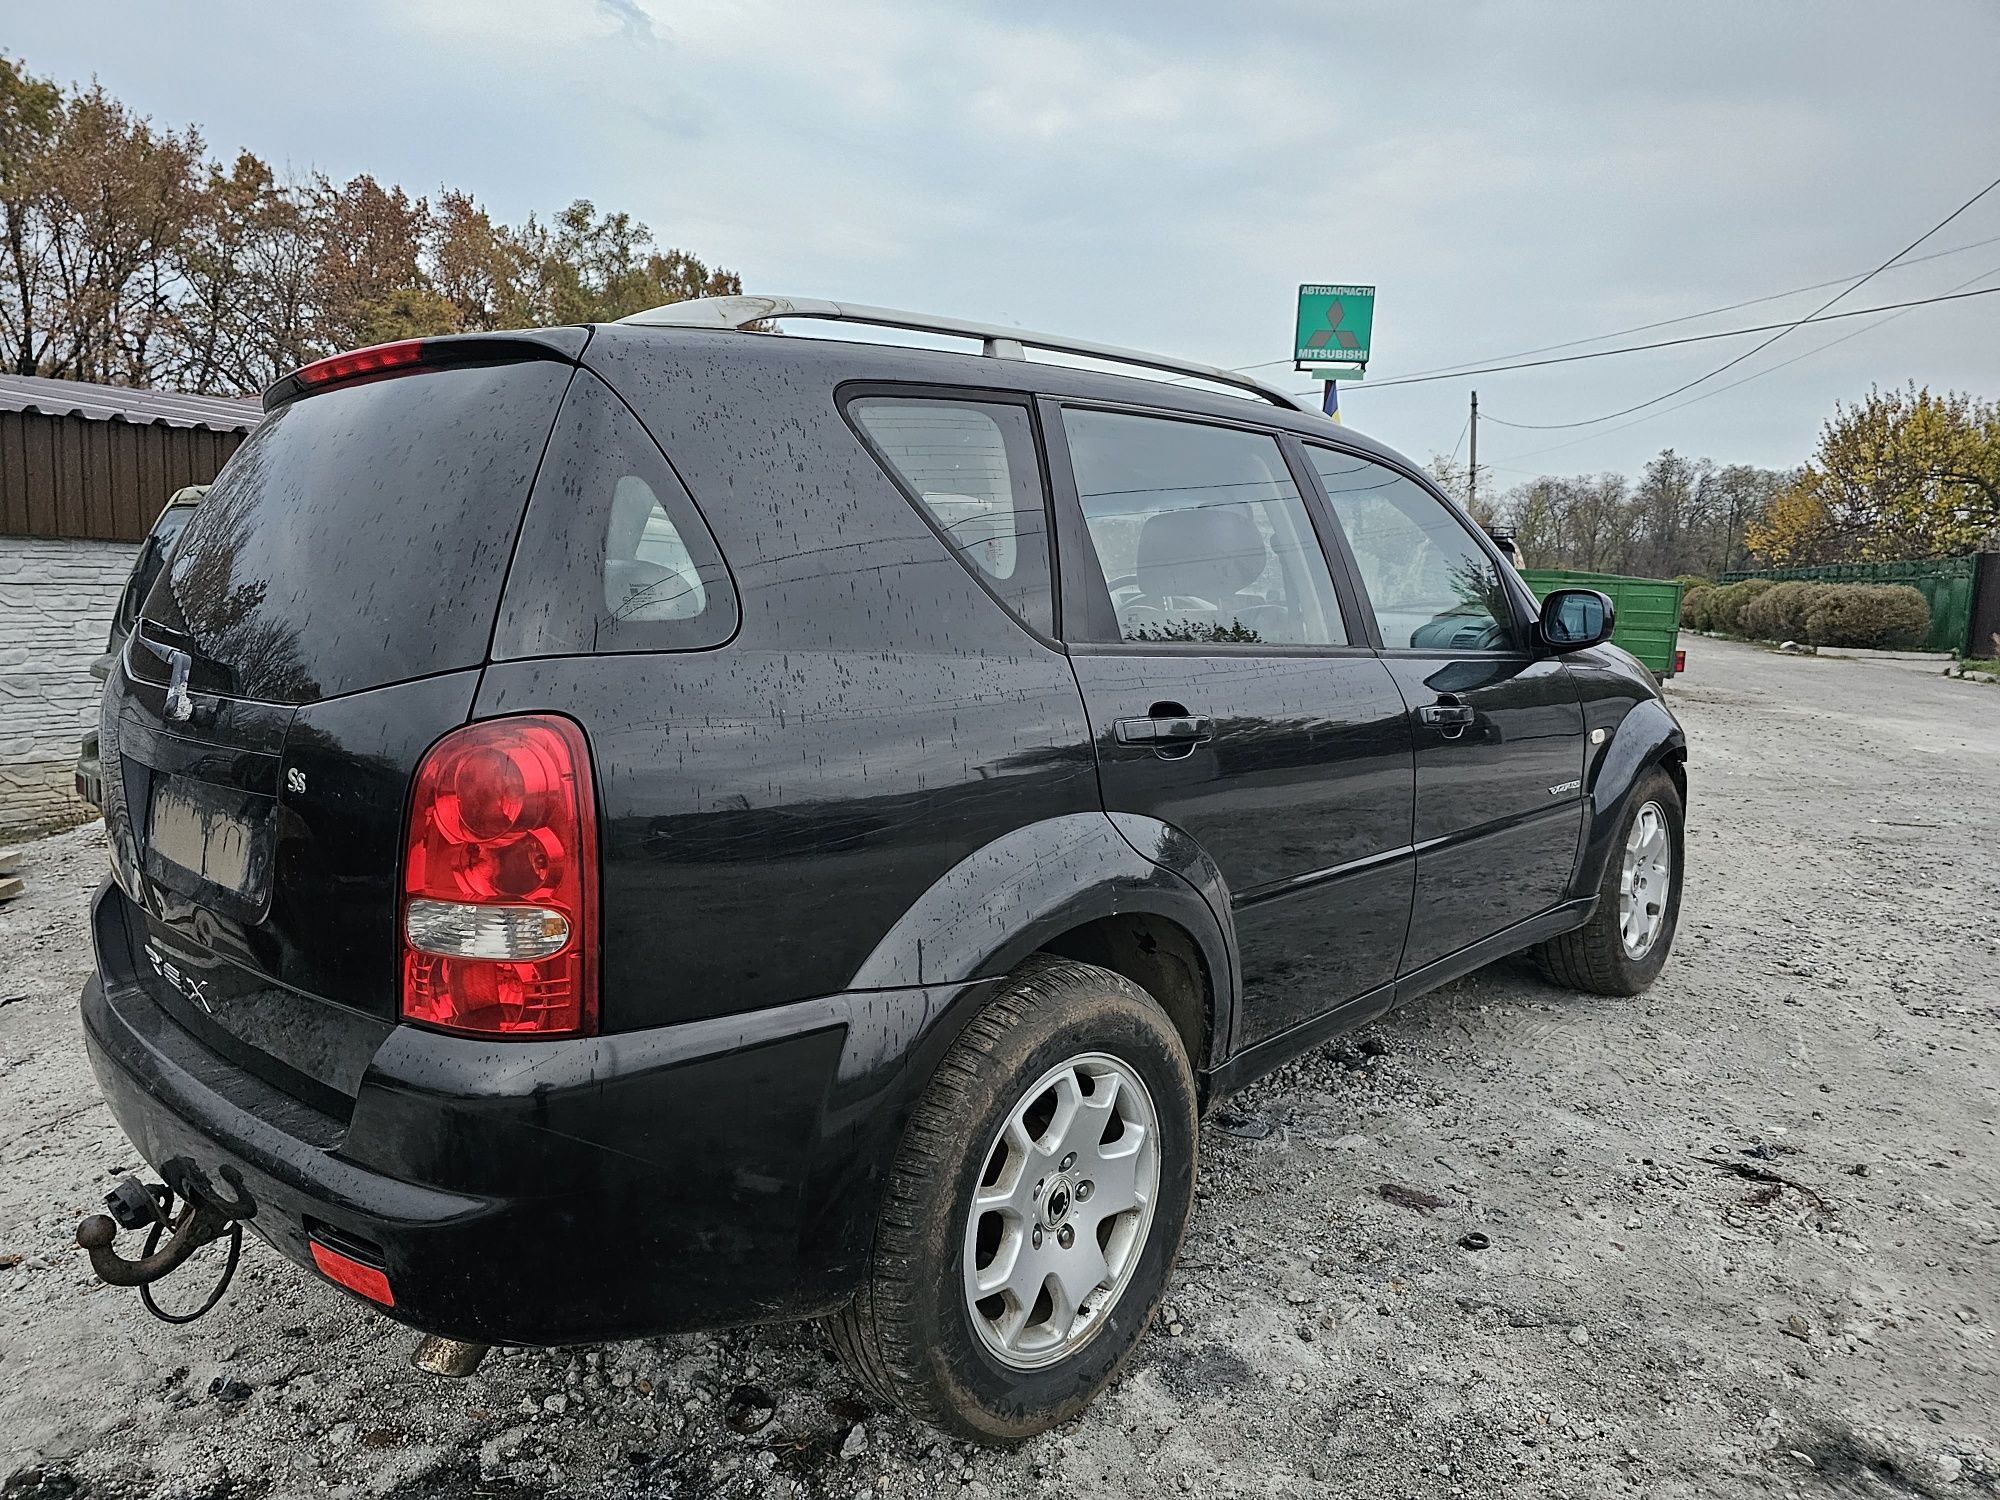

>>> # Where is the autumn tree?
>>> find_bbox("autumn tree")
[0,54,62,376]
[0,53,744,395]
[1747,385,2000,563]
[0,64,203,382]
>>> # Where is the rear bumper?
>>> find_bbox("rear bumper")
[82,881,991,1346]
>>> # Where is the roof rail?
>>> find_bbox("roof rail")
[617,295,1316,413]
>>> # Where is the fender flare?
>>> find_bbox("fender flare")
[846,811,1237,1066]
[1576,697,1687,895]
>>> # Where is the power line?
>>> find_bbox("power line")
[1289,284,2000,397]
[1490,260,2000,466]
[1238,232,2000,382]
[1480,173,2000,430]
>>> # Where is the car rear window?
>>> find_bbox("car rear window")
[148,360,573,705]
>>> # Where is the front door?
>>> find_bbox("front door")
[1303,445,1586,972]
[1049,405,1415,1051]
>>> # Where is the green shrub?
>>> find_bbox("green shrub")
[1705,577,1775,634]
[1802,584,1930,649]
[1738,583,1793,639]
[1740,581,1835,641]
[1672,573,1713,594]
[1680,585,1714,628]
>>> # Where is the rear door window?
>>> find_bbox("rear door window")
[149,360,574,704]
[492,372,737,658]
[848,396,1053,635]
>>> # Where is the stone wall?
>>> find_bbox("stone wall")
[0,536,136,837]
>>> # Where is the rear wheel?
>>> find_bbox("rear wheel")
[1534,766,1683,995]
[824,958,1198,1442]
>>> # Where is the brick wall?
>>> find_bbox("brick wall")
[0,535,137,837]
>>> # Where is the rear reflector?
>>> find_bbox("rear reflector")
[310,1239,394,1307]
[293,339,426,389]
[1674,649,1687,674]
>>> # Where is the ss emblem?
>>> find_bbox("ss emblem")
[286,767,307,796]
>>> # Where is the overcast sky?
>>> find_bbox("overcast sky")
[15,1,2000,482]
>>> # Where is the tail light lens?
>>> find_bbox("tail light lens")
[1674,649,1687,674]
[401,715,599,1037]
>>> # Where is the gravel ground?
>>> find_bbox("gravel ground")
[1,635,1995,1500]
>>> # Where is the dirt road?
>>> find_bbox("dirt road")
[2,636,1995,1499]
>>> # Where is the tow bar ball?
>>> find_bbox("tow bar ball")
[76,1165,254,1289]
[75,1163,255,1324]
[77,1168,493,1370]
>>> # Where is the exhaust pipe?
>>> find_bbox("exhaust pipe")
[412,1335,491,1377]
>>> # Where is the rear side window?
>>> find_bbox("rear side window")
[848,396,1053,635]
[152,361,573,704]
[492,373,737,659]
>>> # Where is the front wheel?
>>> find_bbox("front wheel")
[1534,765,1684,995]
[823,958,1198,1442]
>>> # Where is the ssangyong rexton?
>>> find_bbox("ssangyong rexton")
[80,297,1685,1440]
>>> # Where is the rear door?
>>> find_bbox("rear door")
[1048,403,1415,1052]
[1301,444,1586,972]
[101,345,579,1111]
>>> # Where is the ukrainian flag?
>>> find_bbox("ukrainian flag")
[1321,380,1341,424]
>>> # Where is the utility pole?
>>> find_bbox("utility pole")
[1468,390,1478,514]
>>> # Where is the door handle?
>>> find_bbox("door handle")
[1418,699,1476,738]
[1114,713,1213,748]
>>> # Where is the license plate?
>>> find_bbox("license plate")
[146,777,272,906]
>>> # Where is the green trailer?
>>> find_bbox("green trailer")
[1520,568,1684,678]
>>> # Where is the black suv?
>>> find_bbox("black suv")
[81,298,1685,1441]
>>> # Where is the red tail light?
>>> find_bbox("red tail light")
[401,715,599,1037]
[1674,649,1687,674]
[294,339,426,389]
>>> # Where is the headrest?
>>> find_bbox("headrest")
[1135,505,1267,601]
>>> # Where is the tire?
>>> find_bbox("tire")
[1534,765,1684,995]
[823,957,1199,1443]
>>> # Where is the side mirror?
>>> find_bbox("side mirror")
[1538,588,1616,652]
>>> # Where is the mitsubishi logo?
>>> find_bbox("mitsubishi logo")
[1303,299,1363,355]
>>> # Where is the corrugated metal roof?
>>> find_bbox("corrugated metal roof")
[0,372,262,432]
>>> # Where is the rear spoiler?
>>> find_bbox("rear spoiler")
[263,328,590,411]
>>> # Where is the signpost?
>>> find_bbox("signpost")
[1295,284,1374,367]
[1295,282,1374,423]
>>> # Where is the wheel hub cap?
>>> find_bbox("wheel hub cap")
[961,1052,1161,1370]
[1618,800,1672,959]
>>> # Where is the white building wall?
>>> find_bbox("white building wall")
[0,536,136,836]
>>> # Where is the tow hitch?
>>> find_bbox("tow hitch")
[75,1158,255,1323]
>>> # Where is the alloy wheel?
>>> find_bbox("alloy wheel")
[1619,800,1672,958]
[960,1052,1161,1370]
